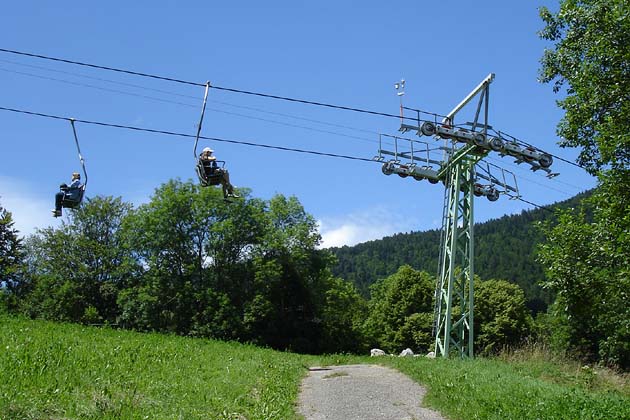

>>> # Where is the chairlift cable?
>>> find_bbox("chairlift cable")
[1,58,385,137]
[0,48,589,171]
[0,66,388,147]
[0,48,204,87]
[0,105,377,163]
[0,48,587,171]
[1,106,576,214]
[485,156,584,194]
[0,48,408,120]
[209,85,404,120]
[514,196,554,213]
[0,105,586,197]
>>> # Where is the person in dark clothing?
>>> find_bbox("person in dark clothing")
[198,147,239,199]
[53,172,83,217]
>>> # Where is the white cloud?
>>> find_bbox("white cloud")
[0,176,60,238]
[319,222,395,248]
[318,206,419,248]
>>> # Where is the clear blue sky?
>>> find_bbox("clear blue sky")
[0,1,596,247]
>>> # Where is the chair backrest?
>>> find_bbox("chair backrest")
[62,185,85,209]
[197,160,225,187]
[196,161,210,186]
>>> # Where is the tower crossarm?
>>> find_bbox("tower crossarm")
[437,144,487,179]
[445,73,495,122]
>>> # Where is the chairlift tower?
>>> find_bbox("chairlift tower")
[376,74,557,358]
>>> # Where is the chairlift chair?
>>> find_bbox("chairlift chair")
[54,119,88,216]
[196,159,226,187]
[192,82,240,200]
[192,81,223,188]
[60,183,86,209]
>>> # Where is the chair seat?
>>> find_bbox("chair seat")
[61,187,85,209]
[196,160,225,187]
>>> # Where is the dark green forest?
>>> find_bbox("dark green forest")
[331,191,592,314]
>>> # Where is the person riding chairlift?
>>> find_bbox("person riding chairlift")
[52,172,83,217]
[198,147,239,199]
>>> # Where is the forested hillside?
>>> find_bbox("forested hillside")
[331,191,592,313]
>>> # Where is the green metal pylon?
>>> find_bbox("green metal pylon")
[434,145,484,358]
[382,73,550,358]
[432,74,494,358]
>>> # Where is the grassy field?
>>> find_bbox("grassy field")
[1,316,628,419]
[0,316,320,419]
[386,355,629,420]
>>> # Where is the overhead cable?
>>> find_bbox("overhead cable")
[0,57,198,100]
[0,67,198,108]
[0,47,587,171]
[0,57,382,136]
[0,48,204,87]
[0,48,405,120]
[0,67,391,146]
[0,105,569,213]
[514,196,554,213]
[0,105,376,163]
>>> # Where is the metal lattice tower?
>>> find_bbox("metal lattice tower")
[434,75,493,358]
[376,74,557,358]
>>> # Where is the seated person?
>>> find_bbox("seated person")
[52,172,83,217]
[198,147,239,199]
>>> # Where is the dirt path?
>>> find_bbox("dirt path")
[297,364,446,420]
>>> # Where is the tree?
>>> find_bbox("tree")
[120,182,345,353]
[244,195,332,353]
[538,0,630,369]
[539,0,630,174]
[14,179,372,354]
[538,198,630,368]
[363,265,434,353]
[0,202,24,312]
[23,196,137,323]
[119,180,247,335]
[474,279,532,354]
[318,276,368,354]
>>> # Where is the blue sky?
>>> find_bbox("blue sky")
[0,1,596,247]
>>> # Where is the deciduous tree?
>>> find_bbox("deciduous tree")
[538,0,630,369]
[475,279,532,354]
[23,196,137,323]
[0,202,24,312]
[363,265,434,353]
[539,0,630,173]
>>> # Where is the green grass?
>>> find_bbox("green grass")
[0,316,310,419]
[2,316,628,420]
[384,355,630,420]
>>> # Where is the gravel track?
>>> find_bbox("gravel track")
[297,364,446,420]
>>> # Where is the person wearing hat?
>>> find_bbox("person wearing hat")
[52,172,83,217]
[199,147,239,199]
